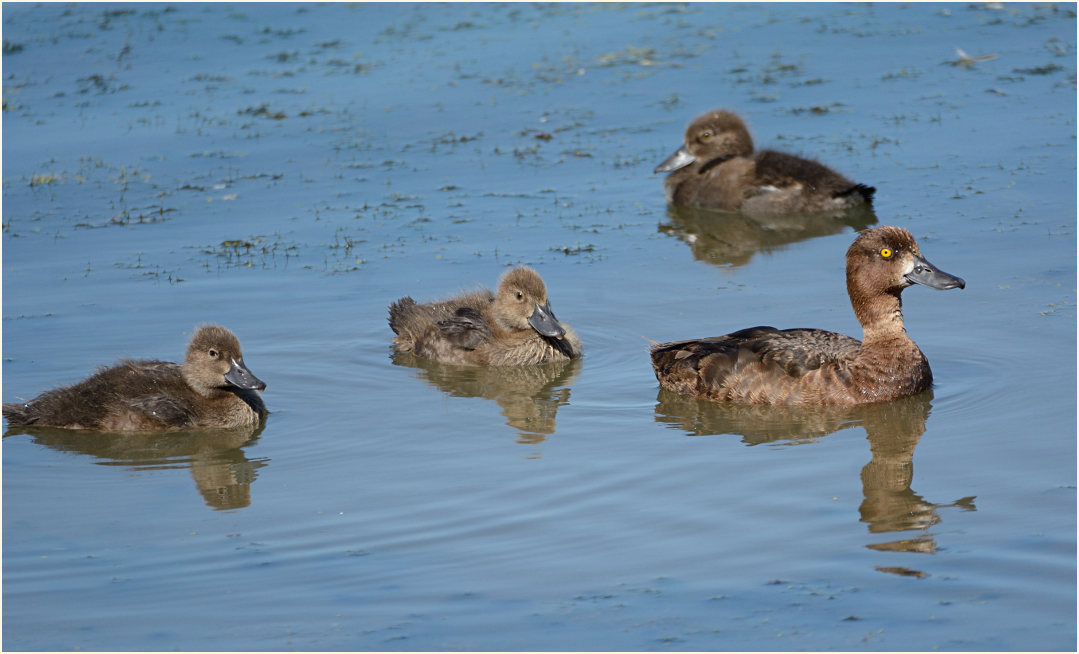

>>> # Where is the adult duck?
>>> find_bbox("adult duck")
[650,226,964,406]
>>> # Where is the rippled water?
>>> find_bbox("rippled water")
[3,3,1075,651]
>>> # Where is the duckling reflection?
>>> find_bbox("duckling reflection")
[391,351,581,444]
[657,203,877,268]
[655,390,975,574]
[3,423,267,511]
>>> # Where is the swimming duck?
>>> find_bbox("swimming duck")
[389,266,582,366]
[655,109,875,213]
[3,325,266,431]
[650,226,964,406]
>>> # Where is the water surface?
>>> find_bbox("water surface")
[3,3,1075,651]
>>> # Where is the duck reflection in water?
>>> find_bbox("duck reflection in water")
[657,203,877,269]
[391,351,581,445]
[3,423,267,511]
[654,390,975,576]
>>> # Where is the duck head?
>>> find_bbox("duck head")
[846,226,965,328]
[655,110,755,174]
[183,325,266,396]
[493,267,566,339]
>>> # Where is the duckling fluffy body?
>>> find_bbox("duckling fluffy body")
[389,266,582,366]
[3,325,266,431]
[650,226,964,406]
[655,110,875,214]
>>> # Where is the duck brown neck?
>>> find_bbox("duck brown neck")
[849,282,911,345]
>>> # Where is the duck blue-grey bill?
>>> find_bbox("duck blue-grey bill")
[905,255,966,290]
[654,145,696,174]
[528,302,566,339]
[225,358,267,391]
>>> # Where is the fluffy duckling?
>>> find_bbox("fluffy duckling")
[650,226,964,406]
[655,109,875,213]
[389,266,582,366]
[3,325,266,431]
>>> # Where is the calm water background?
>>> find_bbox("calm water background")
[2,3,1075,651]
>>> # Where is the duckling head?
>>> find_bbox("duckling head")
[493,267,566,339]
[655,110,754,174]
[183,325,266,397]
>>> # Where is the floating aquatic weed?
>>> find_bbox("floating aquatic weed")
[29,173,60,187]
[790,104,842,115]
[267,51,299,64]
[1012,63,1065,75]
[550,243,596,256]
[239,104,286,120]
[595,46,660,67]
[881,68,920,81]
[429,131,482,152]
[105,206,177,226]
[329,227,366,254]
[198,234,298,271]
[77,73,128,94]
[186,74,230,83]
[189,151,247,159]
[259,27,305,38]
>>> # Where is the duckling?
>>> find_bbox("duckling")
[3,325,266,431]
[650,226,964,406]
[389,266,582,366]
[655,109,875,213]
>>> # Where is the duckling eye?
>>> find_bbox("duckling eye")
[880,248,893,258]
[699,129,713,140]
[208,348,219,359]
[515,291,524,301]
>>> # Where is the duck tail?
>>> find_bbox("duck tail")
[2,402,36,426]
[388,297,417,335]
[836,183,876,204]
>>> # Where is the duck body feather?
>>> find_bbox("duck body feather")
[3,359,265,431]
[389,267,582,366]
[651,327,930,406]
[3,325,266,431]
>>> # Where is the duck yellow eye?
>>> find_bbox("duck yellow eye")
[700,129,713,139]
[880,248,892,258]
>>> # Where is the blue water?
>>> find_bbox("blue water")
[3,3,1075,651]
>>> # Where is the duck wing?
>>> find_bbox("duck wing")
[437,307,493,350]
[124,394,199,428]
[2,360,193,430]
[101,361,199,429]
[740,328,862,376]
[752,150,871,199]
[651,327,862,402]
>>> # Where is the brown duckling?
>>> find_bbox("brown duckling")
[3,325,266,431]
[389,266,582,366]
[655,109,875,214]
[651,226,964,406]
